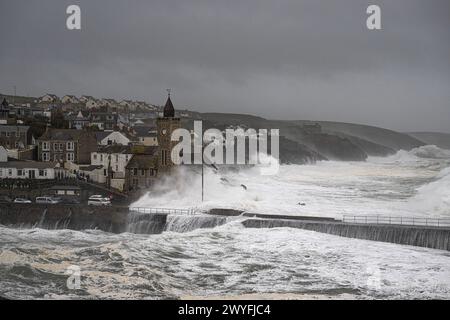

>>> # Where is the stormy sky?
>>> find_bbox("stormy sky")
[0,0,449,133]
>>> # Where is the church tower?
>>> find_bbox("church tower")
[156,90,181,173]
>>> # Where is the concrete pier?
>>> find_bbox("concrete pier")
[242,218,450,251]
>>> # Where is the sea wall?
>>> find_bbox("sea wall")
[0,204,131,233]
[242,219,450,251]
[0,204,224,235]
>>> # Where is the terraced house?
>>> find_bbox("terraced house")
[37,129,97,164]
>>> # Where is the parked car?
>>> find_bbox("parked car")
[35,196,61,204]
[88,195,111,206]
[0,195,13,203]
[13,198,32,204]
[89,195,107,200]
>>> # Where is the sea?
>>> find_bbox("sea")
[0,145,449,299]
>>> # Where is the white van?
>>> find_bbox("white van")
[35,196,60,204]
[88,196,111,206]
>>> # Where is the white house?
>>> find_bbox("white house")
[0,146,7,162]
[61,95,79,104]
[39,94,59,103]
[119,100,133,108]
[96,131,132,146]
[0,161,67,179]
[90,144,133,190]
[91,145,133,175]
[133,126,158,146]
[79,95,95,103]
[77,165,107,184]
[85,98,99,109]
[99,98,118,108]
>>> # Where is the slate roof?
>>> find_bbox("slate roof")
[0,161,59,169]
[133,126,157,137]
[0,125,30,133]
[97,144,133,154]
[37,129,90,141]
[125,154,158,169]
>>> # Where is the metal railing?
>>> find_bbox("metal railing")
[129,207,196,215]
[342,215,450,228]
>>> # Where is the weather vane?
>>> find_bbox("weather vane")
[166,88,171,97]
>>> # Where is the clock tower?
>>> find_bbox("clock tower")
[156,91,181,173]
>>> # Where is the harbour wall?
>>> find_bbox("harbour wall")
[242,218,450,251]
[1,204,449,250]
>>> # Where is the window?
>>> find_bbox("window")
[54,143,58,151]
[42,142,50,151]
[100,154,103,161]
[141,169,145,176]
[93,154,97,160]
[39,169,45,176]
[66,153,74,161]
[67,142,74,151]
[161,149,169,166]
[42,152,50,161]
[8,169,12,176]
[103,169,107,176]
[133,168,138,176]
[18,169,23,176]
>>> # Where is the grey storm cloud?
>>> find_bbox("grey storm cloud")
[0,0,449,132]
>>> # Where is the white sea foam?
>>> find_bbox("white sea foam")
[1,225,449,299]
[133,145,450,218]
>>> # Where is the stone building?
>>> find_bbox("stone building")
[37,128,97,164]
[0,125,32,149]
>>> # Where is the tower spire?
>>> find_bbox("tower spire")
[163,89,175,117]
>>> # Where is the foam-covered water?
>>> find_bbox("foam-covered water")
[0,224,449,299]
[1,145,450,299]
[133,145,450,218]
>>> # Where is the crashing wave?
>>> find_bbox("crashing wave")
[409,167,450,216]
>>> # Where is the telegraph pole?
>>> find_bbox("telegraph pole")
[202,142,204,202]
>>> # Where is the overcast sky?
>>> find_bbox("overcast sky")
[1,0,449,132]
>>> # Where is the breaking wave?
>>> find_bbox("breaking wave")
[133,145,450,218]
[409,167,450,216]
